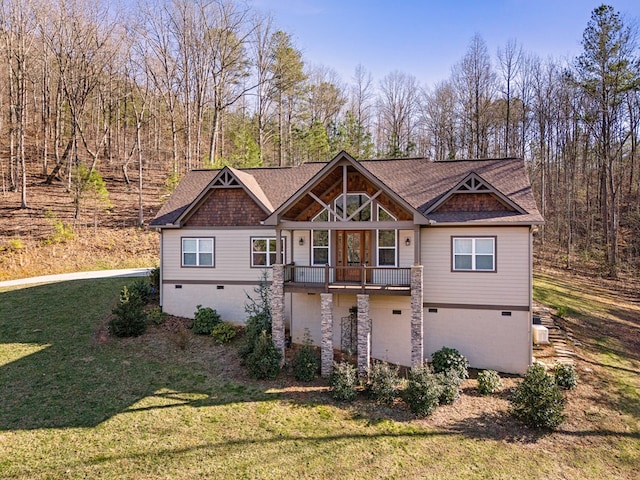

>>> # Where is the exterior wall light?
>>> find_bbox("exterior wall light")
[405,237,411,246]
[299,237,305,246]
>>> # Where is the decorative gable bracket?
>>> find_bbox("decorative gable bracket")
[425,172,526,215]
[212,170,240,187]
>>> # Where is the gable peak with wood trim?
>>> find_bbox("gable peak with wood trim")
[425,172,526,216]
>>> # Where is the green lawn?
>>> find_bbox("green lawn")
[0,277,638,479]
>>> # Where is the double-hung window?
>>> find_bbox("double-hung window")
[251,237,286,267]
[182,237,214,267]
[312,230,329,265]
[377,230,397,266]
[452,237,495,271]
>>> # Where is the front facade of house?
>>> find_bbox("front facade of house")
[151,152,543,375]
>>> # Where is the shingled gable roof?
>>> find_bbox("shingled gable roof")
[361,157,543,225]
[263,151,428,226]
[227,167,274,212]
[151,155,543,228]
[150,163,324,227]
[423,171,526,215]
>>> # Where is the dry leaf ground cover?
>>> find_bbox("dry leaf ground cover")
[0,271,638,480]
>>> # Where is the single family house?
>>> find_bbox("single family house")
[150,151,543,375]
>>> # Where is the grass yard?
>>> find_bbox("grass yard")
[0,275,638,479]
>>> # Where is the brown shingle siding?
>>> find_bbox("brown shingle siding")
[435,193,515,213]
[184,188,267,226]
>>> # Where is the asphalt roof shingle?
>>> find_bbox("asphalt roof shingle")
[150,157,543,227]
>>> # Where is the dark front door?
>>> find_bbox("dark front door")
[336,230,371,282]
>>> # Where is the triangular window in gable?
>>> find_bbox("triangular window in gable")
[378,205,397,221]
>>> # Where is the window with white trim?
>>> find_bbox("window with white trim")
[312,209,329,222]
[182,238,214,267]
[377,205,396,221]
[312,230,329,265]
[251,237,286,267]
[452,237,495,271]
[377,230,397,266]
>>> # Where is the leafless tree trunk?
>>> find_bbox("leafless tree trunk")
[377,70,419,157]
[497,39,522,157]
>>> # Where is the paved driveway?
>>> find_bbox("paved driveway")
[0,268,152,288]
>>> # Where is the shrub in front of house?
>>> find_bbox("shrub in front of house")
[240,271,274,365]
[436,370,462,405]
[477,369,503,395]
[109,285,147,337]
[511,363,566,430]
[239,312,272,361]
[211,322,237,344]
[430,346,469,380]
[129,277,152,305]
[330,361,358,402]
[292,332,320,382]
[147,306,168,326]
[246,331,281,380]
[148,267,160,296]
[401,364,442,416]
[367,360,400,406]
[554,362,578,390]
[191,305,221,335]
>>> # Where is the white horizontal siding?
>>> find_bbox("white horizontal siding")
[162,228,291,282]
[292,230,310,265]
[422,226,531,306]
[398,229,414,267]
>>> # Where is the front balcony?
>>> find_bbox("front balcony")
[283,264,411,295]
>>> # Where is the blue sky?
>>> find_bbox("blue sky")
[248,0,640,87]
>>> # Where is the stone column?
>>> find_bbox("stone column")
[270,264,286,365]
[320,293,334,377]
[357,294,370,377]
[410,265,424,367]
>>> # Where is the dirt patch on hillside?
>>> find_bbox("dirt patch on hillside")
[0,169,165,280]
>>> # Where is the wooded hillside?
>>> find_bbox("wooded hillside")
[1,1,639,278]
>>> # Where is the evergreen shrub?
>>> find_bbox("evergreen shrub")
[109,285,147,337]
[330,361,358,402]
[431,346,469,380]
[367,361,400,405]
[436,370,462,405]
[477,369,503,395]
[192,305,221,335]
[246,331,281,380]
[401,365,442,416]
[511,364,566,429]
[292,332,320,381]
[211,322,237,344]
[554,363,578,390]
